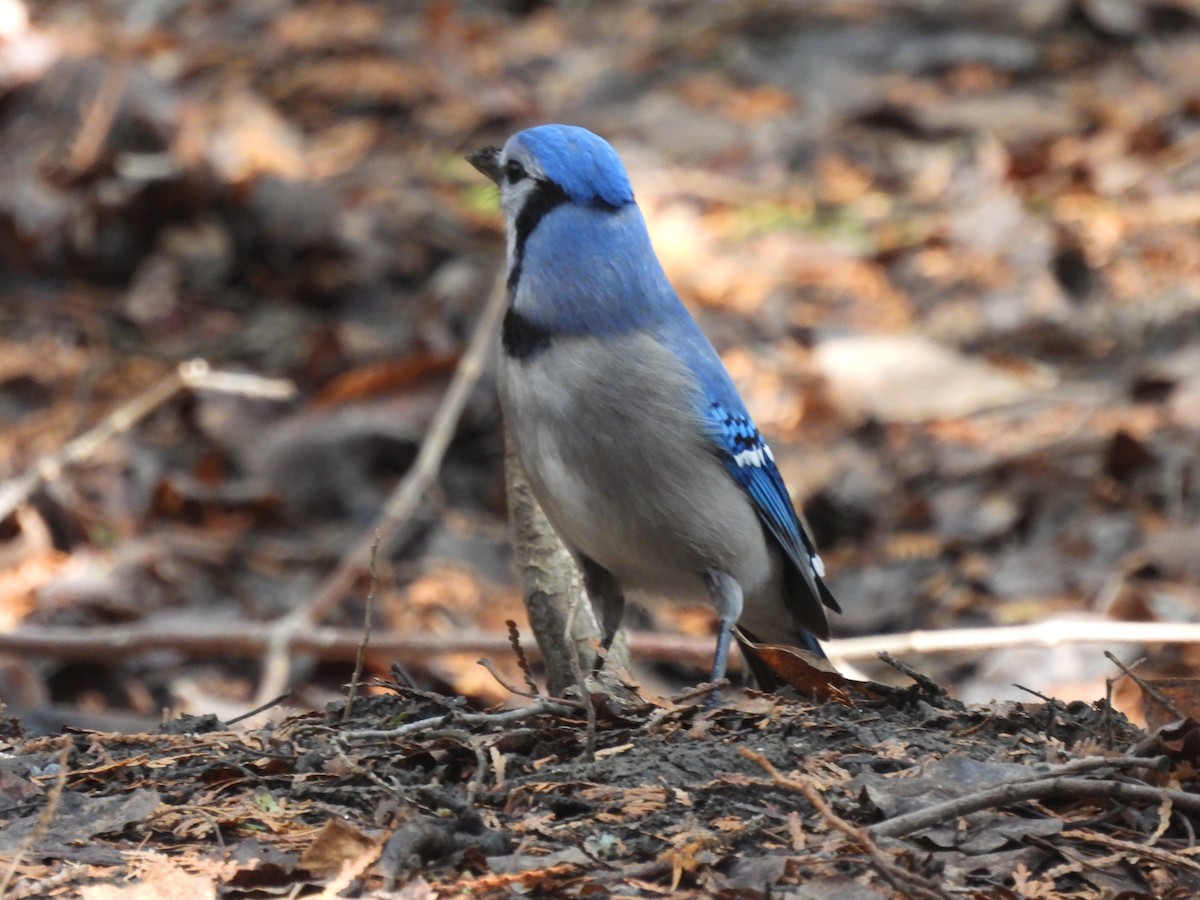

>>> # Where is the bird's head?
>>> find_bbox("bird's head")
[468,125,661,314]
[468,124,635,226]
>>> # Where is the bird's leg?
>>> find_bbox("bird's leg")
[579,555,625,673]
[704,571,745,684]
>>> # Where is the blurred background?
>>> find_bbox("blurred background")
[2,0,1199,731]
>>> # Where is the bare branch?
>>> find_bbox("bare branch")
[870,774,1200,840]
[0,623,718,665]
[252,272,509,704]
[0,359,295,521]
[343,531,381,723]
[828,619,1200,661]
[6,619,1200,670]
[339,696,577,741]
[740,748,951,900]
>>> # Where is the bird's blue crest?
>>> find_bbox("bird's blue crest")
[510,125,635,208]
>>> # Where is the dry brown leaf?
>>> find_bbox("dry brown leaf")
[204,91,309,181]
[459,864,583,897]
[307,120,383,179]
[738,631,876,702]
[80,855,217,900]
[813,333,1049,423]
[310,355,457,409]
[660,829,717,891]
[1149,717,1200,765]
[1142,680,1200,731]
[298,817,380,877]
[271,59,432,107]
[269,4,385,50]
[710,815,744,832]
[583,784,668,821]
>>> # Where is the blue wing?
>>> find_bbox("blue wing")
[702,399,841,622]
[652,308,840,631]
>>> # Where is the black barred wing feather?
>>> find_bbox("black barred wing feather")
[703,401,841,627]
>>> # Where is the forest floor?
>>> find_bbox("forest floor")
[3,0,1200,896]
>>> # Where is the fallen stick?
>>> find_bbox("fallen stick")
[253,272,510,704]
[870,774,1200,839]
[2,619,1200,666]
[0,623,720,667]
[0,359,295,521]
[826,619,1200,659]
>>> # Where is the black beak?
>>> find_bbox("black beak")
[467,146,502,184]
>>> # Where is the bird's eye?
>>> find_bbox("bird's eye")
[504,160,527,184]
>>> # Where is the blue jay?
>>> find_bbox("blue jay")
[469,124,840,686]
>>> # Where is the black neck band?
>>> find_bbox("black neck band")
[502,307,554,360]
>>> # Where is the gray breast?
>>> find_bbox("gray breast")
[498,331,775,605]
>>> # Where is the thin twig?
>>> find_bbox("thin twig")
[1013,684,1057,703]
[423,728,488,803]
[340,696,577,741]
[828,619,1200,660]
[144,804,227,850]
[870,774,1200,839]
[8,618,1200,670]
[739,748,950,900]
[1105,651,1184,721]
[304,271,508,625]
[254,271,509,704]
[0,359,294,521]
[477,657,542,700]
[1057,827,1200,877]
[1105,667,1118,750]
[226,692,291,726]
[878,652,945,697]
[0,624,719,664]
[331,744,398,793]
[1025,755,1170,778]
[67,61,128,173]
[0,743,70,895]
[183,367,298,400]
[670,681,728,706]
[343,532,381,723]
